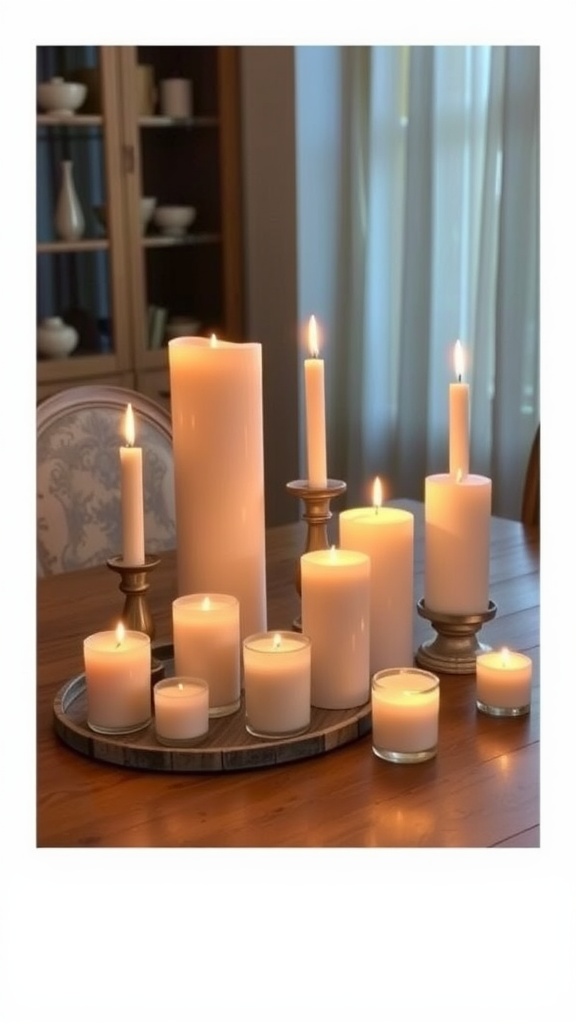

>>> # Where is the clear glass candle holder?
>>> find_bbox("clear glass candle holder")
[84,628,152,735]
[371,668,440,764]
[153,676,209,747]
[243,631,311,739]
[476,649,532,717]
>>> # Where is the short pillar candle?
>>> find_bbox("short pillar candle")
[84,625,151,734]
[243,631,311,738]
[301,547,370,709]
[172,594,241,717]
[371,668,440,764]
[476,648,532,717]
[153,677,209,745]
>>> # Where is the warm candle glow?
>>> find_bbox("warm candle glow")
[124,403,135,447]
[454,339,465,383]
[372,476,383,509]
[456,468,463,484]
[308,315,319,358]
[273,633,282,650]
[501,647,510,667]
[115,621,125,647]
[210,333,218,348]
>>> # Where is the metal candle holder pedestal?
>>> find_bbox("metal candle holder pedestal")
[415,598,498,675]
[286,478,347,631]
[107,554,165,683]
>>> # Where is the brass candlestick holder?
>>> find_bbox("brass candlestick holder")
[286,478,347,630]
[107,554,165,684]
[415,598,497,675]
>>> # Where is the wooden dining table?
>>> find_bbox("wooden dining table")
[37,498,540,848]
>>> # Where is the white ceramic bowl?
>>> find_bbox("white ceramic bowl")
[154,205,196,237]
[37,77,87,116]
[93,196,157,233]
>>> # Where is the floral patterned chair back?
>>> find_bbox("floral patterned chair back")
[37,386,175,576]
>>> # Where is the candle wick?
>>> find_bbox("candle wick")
[458,373,462,384]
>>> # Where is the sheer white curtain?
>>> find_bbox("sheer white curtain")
[296,46,539,519]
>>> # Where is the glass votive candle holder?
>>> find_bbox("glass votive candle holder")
[371,667,440,764]
[172,593,241,718]
[84,626,151,735]
[243,631,311,739]
[476,648,532,717]
[153,676,209,747]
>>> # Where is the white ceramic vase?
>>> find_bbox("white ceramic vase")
[37,316,79,358]
[54,160,85,241]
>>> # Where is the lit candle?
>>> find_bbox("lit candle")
[243,631,311,737]
[153,677,209,745]
[424,472,491,614]
[449,339,470,478]
[84,622,151,734]
[339,478,414,673]
[476,648,532,716]
[371,668,440,763]
[301,547,370,709]
[304,315,328,487]
[172,594,241,717]
[168,336,267,638]
[119,403,145,565]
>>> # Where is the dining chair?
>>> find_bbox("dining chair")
[37,384,176,577]
[521,423,540,528]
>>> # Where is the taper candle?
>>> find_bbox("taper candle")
[120,403,145,565]
[339,478,414,673]
[304,315,328,488]
[168,335,267,639]
[449,339,470,478]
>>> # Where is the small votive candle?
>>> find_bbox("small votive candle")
[371,668,440,764]
[243,631,311,739]
[84,625,151,734]
[172,594,241,717]
[476,648,532,717]
[153,677,209,746]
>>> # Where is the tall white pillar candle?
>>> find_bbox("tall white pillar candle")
[371,668,440,763]
[168,336,267,639]
[304,315,327,487]
[449,339,470,478]
[476,648,532,716]
[424,473,491,615]
[120,403,145,565]
[153,677,209,745]
[339,479,414,673]
[172,594,241,717]
[84,624,151,734]
[301,547,370,709]
[243,631,311,737]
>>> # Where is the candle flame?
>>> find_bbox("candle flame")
[373,476,383,509]
[329,544,337,562]
[308,315,319,358]
[210,333,218,348]
[178,682,183,692]
[115,621,125,647]
[456,468,463,484]
[501,647,510,668]
[124,403,135,447]
[273,633,282,650]
[202,596,211,611]
[454,339,464,383]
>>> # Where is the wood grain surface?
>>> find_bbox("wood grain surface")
[37,499,540,848]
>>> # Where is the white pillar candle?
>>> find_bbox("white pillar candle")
[424,472,491,615]
[153,677,209,745]
[371,668,440,763]
[301,547,370,709]
[243,631,311,737]
[84,623,151,734]
[449,339,470,478]
[304,315,328,488]
[120,403,145,565]
[339,478,414,674]
[168,336,267,639]
[172,594,241,717]
[476,648,532,716]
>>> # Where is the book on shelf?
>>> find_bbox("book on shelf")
[148,306,168,350]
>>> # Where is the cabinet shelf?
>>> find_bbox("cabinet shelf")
[37,239,110,254]
[37,114,103,127]
[143,232,221,249]
[138,115,218,128]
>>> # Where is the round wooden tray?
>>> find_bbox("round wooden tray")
[53,643,372,772]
